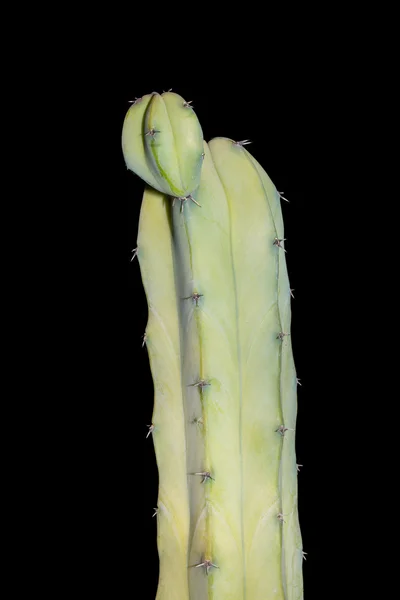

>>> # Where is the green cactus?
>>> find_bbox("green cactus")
[126,94,303,600]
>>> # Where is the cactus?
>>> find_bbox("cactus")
[125,93,303,599]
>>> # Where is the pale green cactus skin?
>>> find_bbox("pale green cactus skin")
[129,113,303,598]
[122,92,204,198]
[136,186,190,599]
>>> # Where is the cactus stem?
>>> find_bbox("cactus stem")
[276,331,290,340]
[130,247,138,261]
[182,291,203,306]
[232,139,252,146]
[128,97,141,104]
[188,379,210,390]
[276,425,294,436]
[296,377,302,386]
[290,288,295,298]
[146,423,155,438]
[273,237,287,252]
[193,471,214,483]
[279,191,290,203]
[297,464,303,471]
[183,100,193,108]
[152,507,159,517]
[144,128,160,138]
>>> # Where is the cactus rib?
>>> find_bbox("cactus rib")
[172,141,245,598]
[122,92,204,198]
[245,146,303,599]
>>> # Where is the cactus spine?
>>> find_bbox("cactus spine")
[124,94,303,600]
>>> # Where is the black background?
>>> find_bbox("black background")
[119,72,346,600]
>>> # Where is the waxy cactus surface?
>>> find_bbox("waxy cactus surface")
[125,93,303,600]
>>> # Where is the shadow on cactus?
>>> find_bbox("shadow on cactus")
[123,91,304,600]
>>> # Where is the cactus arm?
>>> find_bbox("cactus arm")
[136,186,190,600]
